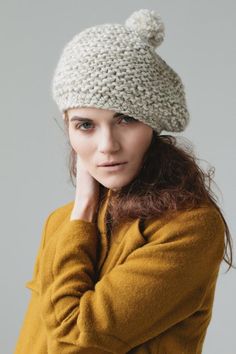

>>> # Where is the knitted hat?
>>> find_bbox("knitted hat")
[52,9,190,134]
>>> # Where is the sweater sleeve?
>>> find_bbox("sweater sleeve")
[39,206,225,353]
[39,217,98,345]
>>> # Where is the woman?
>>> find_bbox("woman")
[14,8,234,354]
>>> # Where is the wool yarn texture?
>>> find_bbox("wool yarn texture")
[51,8,190,134]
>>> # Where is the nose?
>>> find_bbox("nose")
[97,128,120,154]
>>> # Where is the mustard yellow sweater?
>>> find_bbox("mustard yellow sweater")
[14,189,225,353]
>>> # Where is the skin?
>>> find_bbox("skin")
[66,107,153,221]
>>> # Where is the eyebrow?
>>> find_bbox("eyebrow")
[69,112,124,122]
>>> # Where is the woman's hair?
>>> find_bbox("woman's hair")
[63,111,235,272]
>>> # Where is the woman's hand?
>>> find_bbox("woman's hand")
[70,154,100,222]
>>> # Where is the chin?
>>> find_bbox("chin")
[100,178,132,191]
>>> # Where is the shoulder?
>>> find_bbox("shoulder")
[28,200,75,282]
[43,200,74,237]
[144,201,225,233]
[143,202,225,250]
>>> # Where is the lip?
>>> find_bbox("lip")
[98,162,127,167]
[99,162,127,171]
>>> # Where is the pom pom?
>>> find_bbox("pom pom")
[125,9,165,48]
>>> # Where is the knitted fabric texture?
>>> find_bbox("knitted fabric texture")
[52,9,190,134]
[14,191,225,353]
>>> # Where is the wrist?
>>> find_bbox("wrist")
[70,199,98,222]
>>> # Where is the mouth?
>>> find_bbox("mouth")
[98,162,127,167]
[99,162,127,170]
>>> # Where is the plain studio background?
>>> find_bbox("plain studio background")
[0,1,235,353]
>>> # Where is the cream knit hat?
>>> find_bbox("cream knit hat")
[52,9,190,134]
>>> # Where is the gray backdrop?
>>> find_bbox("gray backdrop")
[1,1,235,353]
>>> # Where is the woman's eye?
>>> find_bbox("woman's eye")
[74,115,137,131]
[120,115,137,123]
[75,122,93,130]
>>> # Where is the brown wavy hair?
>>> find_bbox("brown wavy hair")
[62,111,235,273]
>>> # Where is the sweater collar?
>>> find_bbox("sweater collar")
[97,188,112,236]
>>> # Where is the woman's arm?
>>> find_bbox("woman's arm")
[39,205,225,353]
[70,198,98,222]
[39,216,99,346]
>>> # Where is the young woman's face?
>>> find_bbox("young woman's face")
[67,107,153,191]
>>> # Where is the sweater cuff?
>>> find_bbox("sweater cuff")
[66,218,98,233]
[56,217,98,239]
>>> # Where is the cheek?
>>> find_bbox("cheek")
[69,131,84,153]
[69,132,94,162]
[129,129,153,156]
